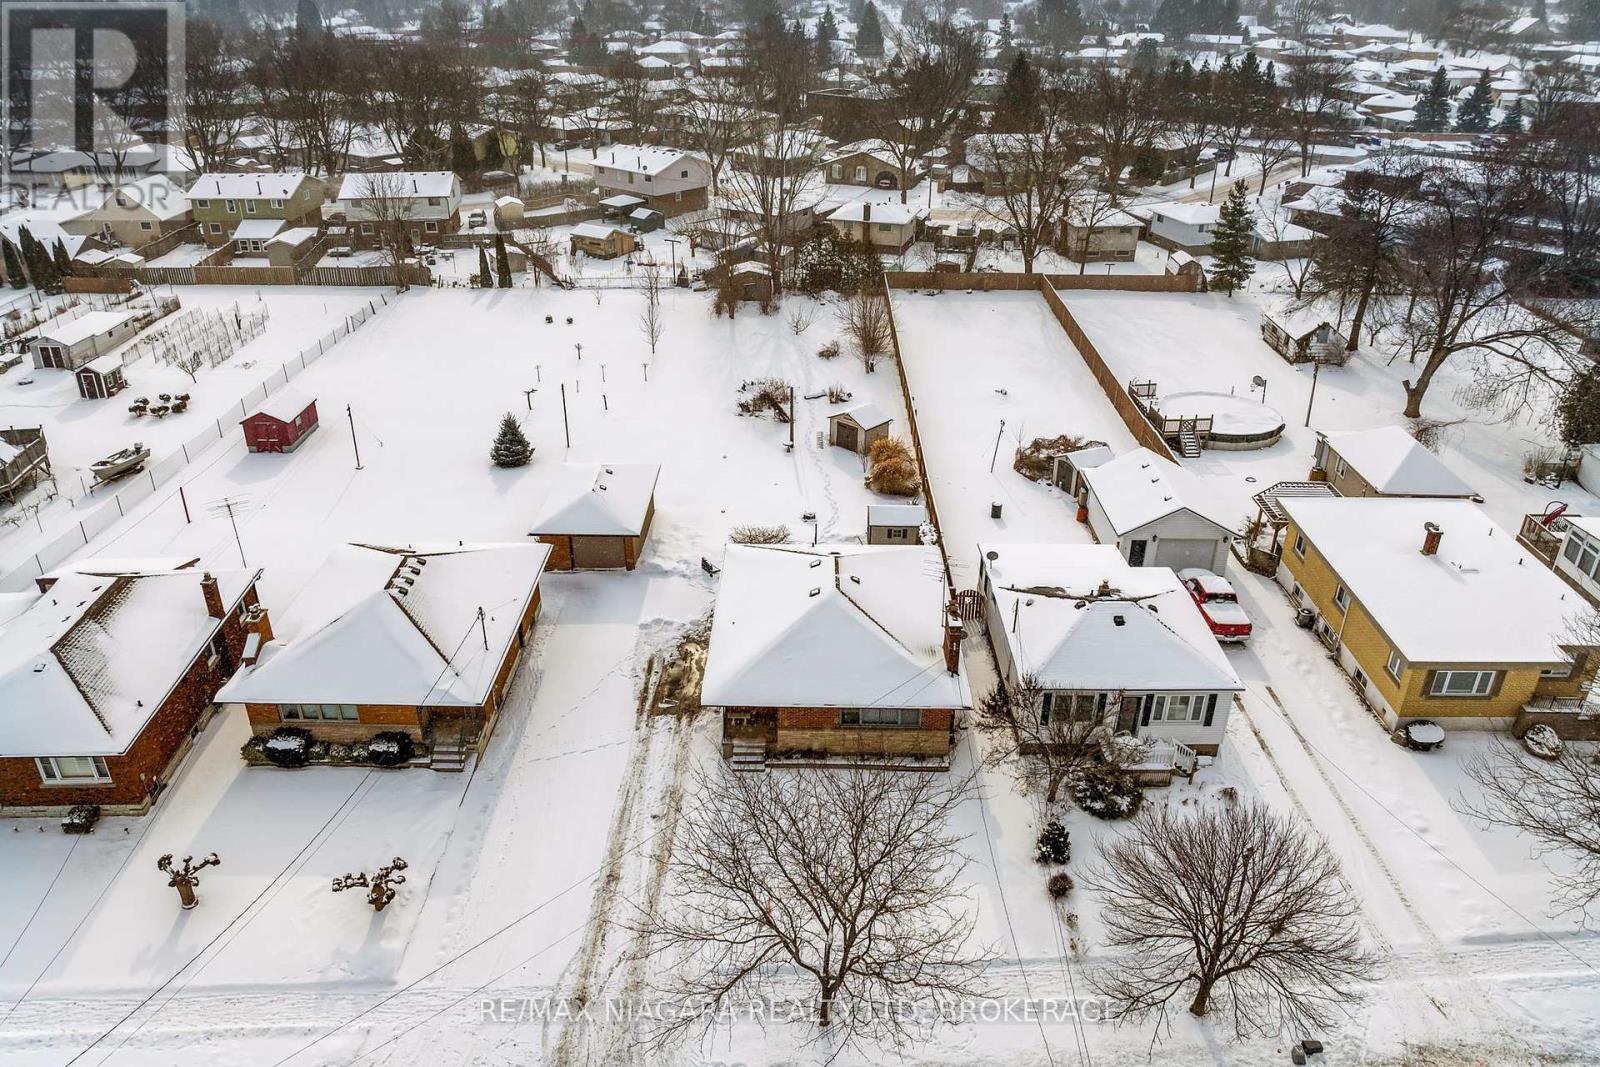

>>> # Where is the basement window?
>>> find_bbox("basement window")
[841,708,921,728]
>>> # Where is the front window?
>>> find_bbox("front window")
[840,708,921,727]
[831,164,842,178]
[281,703,359,721]
[37,756,111,784]
[853,166,867,182]
[1151,693,1205,722]
[425,221,438,232]
[1428,670,1496,697]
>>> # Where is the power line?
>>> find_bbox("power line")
[0,837,81,972]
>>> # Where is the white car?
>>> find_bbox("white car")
[1178,568,1253,643]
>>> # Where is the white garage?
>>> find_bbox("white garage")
[1080,447,1236,574]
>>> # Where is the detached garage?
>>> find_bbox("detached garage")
[828,403,892,455]
[530,463,660,570]
[242,388,319,453]
[1080,447,1236,573]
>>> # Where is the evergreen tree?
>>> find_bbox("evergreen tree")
[993,53,1041,131]
[1497,98,1525,134]
[1412,68,1451,132]
[856,2,884,57]
[52,240,72,277]
[296,0,323,34]
[1568,0,1600,40]
[817,6,839,65]
[477,245,492,286]
[1208,182,1255,297]
[449,124,478,176]
[17,226,43,284]
[1455,68,1493,132]
[998,10,1014,55]
[495,233,512,288]
[1033,0,1083,47]
[1,237,24,289]
[490,413,534,467]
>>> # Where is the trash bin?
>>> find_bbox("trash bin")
[1295,607,1315,629]
[990,501,1003,520]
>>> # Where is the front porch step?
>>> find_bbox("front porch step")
[430,745,468,772]
[729,739,768,772]
[1179,429,1202,458]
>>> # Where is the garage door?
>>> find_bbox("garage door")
[573,535,628,569]
[1154,538,1216,572]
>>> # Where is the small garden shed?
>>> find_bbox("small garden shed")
[867,503,927,545]
[76,353,127,400]
[242,388,319,453]
[828,402,892,455]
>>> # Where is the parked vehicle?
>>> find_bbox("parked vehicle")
[91,442,151,484]
[1178,567,1252,642]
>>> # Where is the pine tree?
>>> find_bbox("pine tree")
[1455,69,1493,132]
[477,245,491,286]
[1569,0,1600,40]
[998,10,1014,54]
[1413,68,1451,132]
[490,413,534,467]
[494,233,512,288]
[296,0,322,34]
[1,237,24,289]
[856,2,884,57]
[1208,182,1255,297]
[993,53,1041,131]
[1497,98,1525,134]
[52,240,72,278]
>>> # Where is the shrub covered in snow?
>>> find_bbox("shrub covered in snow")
[263,727,314,768]
[1046,872,1074,899]
[866,437,921,497]
[61,803,101,835]
[730,524,791,545]
[240,736,269,764]
[817,340,841,360]
[1072,766,1143,820]
[1034,820,1071,865]
[367,731,416,767]
[1522,724,1564,761]
[1399,719,1445,751]
[735,378,793,422]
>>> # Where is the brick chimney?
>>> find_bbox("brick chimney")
[200,572,225,618]
[1422,522,1443,556]
[239,604,273,666]
[942,609,964,675]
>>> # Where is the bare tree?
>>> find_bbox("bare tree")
[183,20,248,174]
[637,766,989,1048]
[839,287,892,372]
[352,173,416,291]
[1280,57,1352,179]
[680,78,756,195]
[1461,735,1600,918]
[1061,172,1126,275]
[1071,61,1170,198]
[639,264,664,356]
[864,20,983,204]
[721,121,822,298]
[1088,803,1376,1038]
[975,673,1144,804]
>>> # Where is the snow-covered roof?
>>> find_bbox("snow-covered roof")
[598,193,647,208]
[528,463,659,536]
[868,503,927,526]
[701,544,969,710]
[1322,426,1476,497]
[1281,497,1585,665]
[589,144,704,177]
[0,568,257,756]
[1081,448,1235,536]
[218,542,550,708]
[245,387,315,424]
[1148,201,1221,227]
[981,544,1242,693]
[95,174,191,221]
[265,226,319,248]
[832,401,892,430]
[36,556,200,586]
[32,310,136,348]
[232,218,286,240]
[188,172,316,200]
[828,200,922,226]
[571,222,630,241]
[336,171,456,201]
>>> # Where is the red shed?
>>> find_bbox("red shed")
[242,388,319,453]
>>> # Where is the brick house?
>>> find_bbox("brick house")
[1310,426,1478,500]
[335,171,463,248]
[589,144,711,217]
[530,463,659,570]
[186,172,327,248]
[1277,496,1598,732]
[0,563,264,816]
[703,544,970,767]
[822,141,920,190]
[217,542,551,770]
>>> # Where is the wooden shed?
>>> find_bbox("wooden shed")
[828,402,892,455]
[867,503,927,545]
[242,388,319,453]
[75,353,127,399]
[1261,308,1348,365]
[569,222,638,260]
[529,463,660,570]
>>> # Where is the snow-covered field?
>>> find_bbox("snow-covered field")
[3,283,1600,1066]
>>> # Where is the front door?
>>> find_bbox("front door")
[836,422,859,452]
[1128,539,1148,566]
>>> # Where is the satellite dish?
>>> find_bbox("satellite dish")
[1251,375,1266,388]
[985,550,999,561]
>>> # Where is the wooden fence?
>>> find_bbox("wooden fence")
[885,271,1199,293]
[1036,279,1179,462]
[880,277,955,598]
[64,275,133,294]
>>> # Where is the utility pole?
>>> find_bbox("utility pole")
[989,419,1006,473]
[560,383,571,448]
[477,605,488,650]
[347,404,363,470]
[1304,357,1321,428]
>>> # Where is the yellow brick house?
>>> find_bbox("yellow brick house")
[1277,497,1597,731]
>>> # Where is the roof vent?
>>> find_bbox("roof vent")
[810,559,821,568]
[809,587,821,597]
[849,575,860,584]
[1113,614,1126,626]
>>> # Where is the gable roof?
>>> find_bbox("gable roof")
[529,463,659,536]
[0,568,257,756]
[218,542,549,708]
[833,402,891,430]
[336,171,457,201]
[1281,497,1584,664]
[32,310,136,349]
[1322,425,1477,497]
[1081,448,1235,536]
[245,387,316,425]
[590,144,704,177]
[981,544,1242,693]
[188,172,316,200]
[701,544,969,710]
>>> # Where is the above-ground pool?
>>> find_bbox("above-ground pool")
[1161,390,1286,449]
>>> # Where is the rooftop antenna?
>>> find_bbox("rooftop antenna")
[206,494,253,566]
